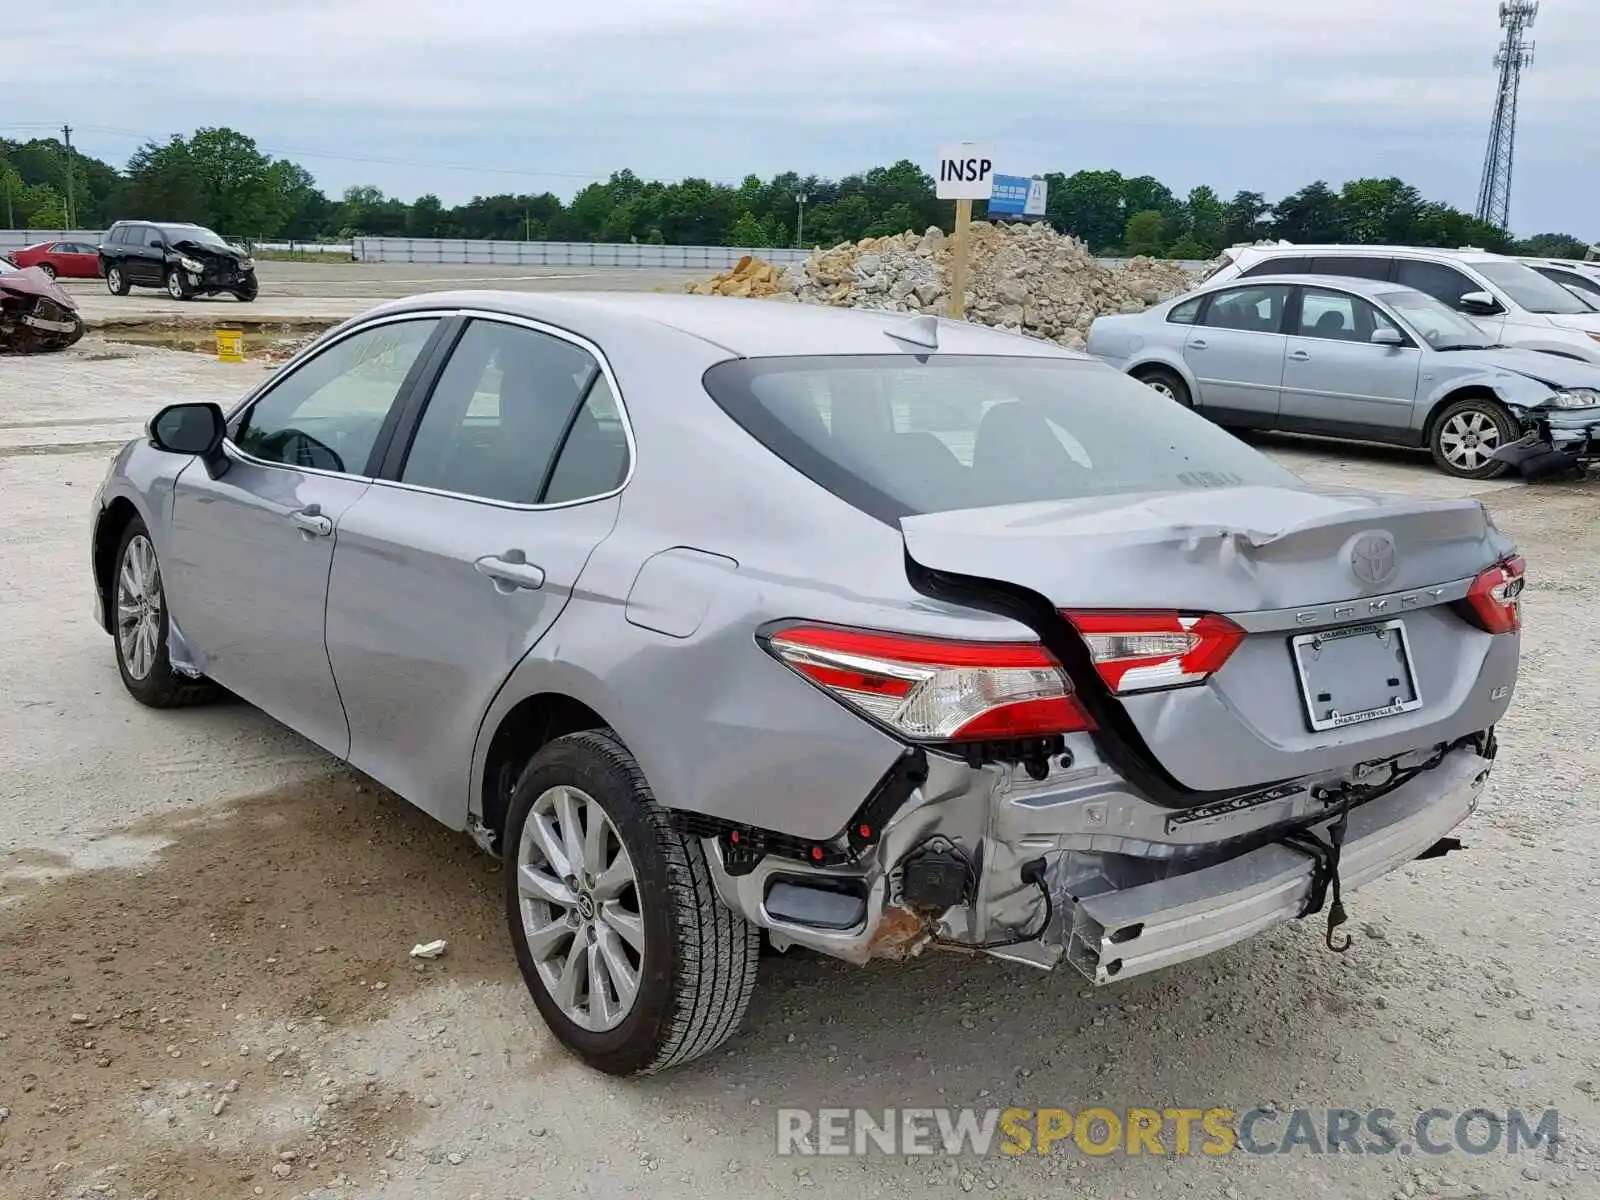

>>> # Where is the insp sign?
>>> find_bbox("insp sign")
[936,143,995,200]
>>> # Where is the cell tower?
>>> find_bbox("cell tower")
[1474,0,1538,230]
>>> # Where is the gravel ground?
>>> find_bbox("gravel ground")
[1,339,1597,1200]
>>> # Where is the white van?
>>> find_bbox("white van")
[1207,243,1600,364]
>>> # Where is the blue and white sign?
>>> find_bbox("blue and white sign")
[988,175,1048,219]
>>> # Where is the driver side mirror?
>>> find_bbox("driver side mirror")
[1370,327,1405,347]
[149,402,230,479]
[1458,290,1501,315]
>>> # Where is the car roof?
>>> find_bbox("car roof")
[360,290,1092,360]
[1198,273,1412,300]
[1228,243,1503,264]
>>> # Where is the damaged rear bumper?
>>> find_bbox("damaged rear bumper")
[704,740,1491,982]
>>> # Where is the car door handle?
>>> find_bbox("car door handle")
[475,551,546,592]
[1289,350,1311,361]
[1190,339,1208,349]
[290,506,333,537]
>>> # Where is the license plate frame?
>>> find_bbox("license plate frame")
[1290,619,1422,733]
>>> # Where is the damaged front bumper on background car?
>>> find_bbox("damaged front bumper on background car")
[692,732,1495,983]
[1492,394,1600,480]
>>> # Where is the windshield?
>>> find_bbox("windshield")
[1474,260,1593,315]
[1378,290,1495,350]
[703,355,1299,520]
[159,224,229,248]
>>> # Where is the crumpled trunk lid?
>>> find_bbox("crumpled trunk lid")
[902,485,1520,794]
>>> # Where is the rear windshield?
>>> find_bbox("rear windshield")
[703,354,1298,521]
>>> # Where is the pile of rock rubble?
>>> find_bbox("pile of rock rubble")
[684,221,1202,349]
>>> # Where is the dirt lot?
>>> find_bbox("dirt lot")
[1,335,1598,1200]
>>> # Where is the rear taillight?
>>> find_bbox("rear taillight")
[1064,611,1245,694]
[765,625,1094,742]
[1462,555,1525,634]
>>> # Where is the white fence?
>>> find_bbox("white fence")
[1,228,1210,277]
[352,237,813,270]
[0,229,103,250]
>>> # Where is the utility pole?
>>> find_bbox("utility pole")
[795,192,808,249]
[61,124,76,230]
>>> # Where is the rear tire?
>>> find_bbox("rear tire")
[111,517,221,708]
[105,264,131,296]
[38,263,56,280]
[1429,396,1516,479]
[503,730,760,1076]
[1132,365,1192,407]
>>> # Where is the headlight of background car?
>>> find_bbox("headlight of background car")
[1548,388,1600,409]
[179,256,204,274]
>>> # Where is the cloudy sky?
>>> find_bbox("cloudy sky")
[7,0,1598,236]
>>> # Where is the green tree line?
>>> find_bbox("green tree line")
[2,127,1593,260]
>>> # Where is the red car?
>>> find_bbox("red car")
[9,239,103,280]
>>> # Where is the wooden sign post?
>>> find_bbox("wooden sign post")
[935,143,993,321]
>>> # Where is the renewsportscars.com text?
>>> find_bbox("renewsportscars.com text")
[776,1106,1563,1159]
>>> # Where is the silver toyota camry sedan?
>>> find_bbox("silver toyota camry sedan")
[89,292,1523,1075]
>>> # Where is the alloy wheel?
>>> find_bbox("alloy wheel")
[1438,409,1503,472]
[106,267,122,293]
[167,271,185,299]
[1143,378,1176,400]
[515,784,644,1033]
[116,534,163,681]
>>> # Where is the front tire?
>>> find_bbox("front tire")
[233,274,259,302]
[1132,365,1192,407]
[105,264,131,296]
[504,730,760,1076]
[1430,396,1516,479]
[111,518,220,708]
[165,268,191,301]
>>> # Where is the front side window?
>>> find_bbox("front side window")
[399,319,621,505]
[234,318,440,475]
[703,355,1299,521]
[1200,284,1292,333]
[1297,288,1402,343]
[1393,260,1479,310]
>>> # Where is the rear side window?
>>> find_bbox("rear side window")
[1311,256,1391,280]
[399,320,604,505]
[702,355,1299,521]
[1241,256,1310,277]
[1167,297,1203,325]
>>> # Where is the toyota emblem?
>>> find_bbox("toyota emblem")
[1349,531,1399,588]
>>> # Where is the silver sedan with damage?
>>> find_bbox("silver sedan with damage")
[91,292,1523,1075]
[1088,274,1600,479]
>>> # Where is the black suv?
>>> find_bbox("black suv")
[98,221,259,302]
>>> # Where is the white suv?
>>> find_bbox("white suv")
[1207,244,1600,364]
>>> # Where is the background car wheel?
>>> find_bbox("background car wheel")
[105,265,131,296]
[504,729,760,1076]
[1132,365,1192,407]
[165,269,191,301]
[111,518,221,708]
[37,263,56,280]
[1429,397,1516,479]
